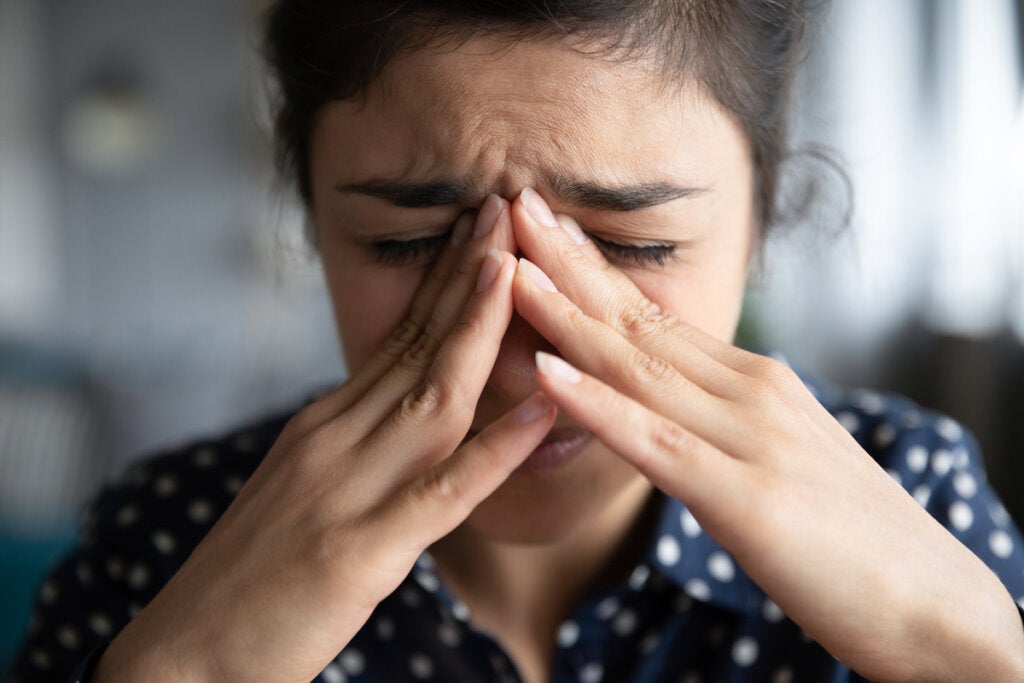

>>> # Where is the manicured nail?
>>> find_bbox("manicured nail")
[521,187,558,227]
[518,258,557,292]
[449,213,474,247]
[475,249,504,291]
[513,393,552,424]
[535,351,582,384]
[556,214,589,245]
[473,194,503,238]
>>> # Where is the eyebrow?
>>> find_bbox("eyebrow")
[336,176,705,211]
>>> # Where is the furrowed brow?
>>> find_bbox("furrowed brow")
[336,180,473,208]
[551,176,706,211]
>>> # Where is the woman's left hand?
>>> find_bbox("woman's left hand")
[507,190,1024,683]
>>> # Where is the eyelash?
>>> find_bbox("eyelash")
[369,230,678,268]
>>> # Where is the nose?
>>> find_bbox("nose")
[483,193,557,404]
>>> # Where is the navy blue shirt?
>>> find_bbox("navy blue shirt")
[7,373,1024,682]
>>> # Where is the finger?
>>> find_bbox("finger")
[510,189,751,396]
[352,196,513,426]
[532,351,741,514]
[360,249,518,463]
[512,257,750,454]
[293,211,478,432]
[384,392,556,547]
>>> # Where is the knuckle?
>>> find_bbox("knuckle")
[630,351,677,387]
[402,325,442,366]
[387,318,424,355]
[617,300,675,342]
[400,380,452,422]
[416,467,473,522]
[646,419,691,462]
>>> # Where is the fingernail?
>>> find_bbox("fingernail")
[450,213,474,247]
[555,214,589,245]
[475,249,504,291]
[518,258,557,292]
[521,187,558,227]
[535,352,582,384]
[513,393,552,424]
[473,194,503,238]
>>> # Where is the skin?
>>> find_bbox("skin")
[93,33,1024,683]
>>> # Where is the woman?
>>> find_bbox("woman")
[8,1,1024,682]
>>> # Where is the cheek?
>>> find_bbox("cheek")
[627,259,748,343]
[325,262,424,372]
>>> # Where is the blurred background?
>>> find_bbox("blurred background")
[0,0,1021,668]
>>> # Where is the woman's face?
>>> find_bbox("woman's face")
[308,35,755,543]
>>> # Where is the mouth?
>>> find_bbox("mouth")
[467,425,594,476]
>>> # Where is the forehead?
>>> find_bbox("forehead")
[311,34,745,197]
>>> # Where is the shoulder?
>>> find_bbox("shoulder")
[80,398,307,582]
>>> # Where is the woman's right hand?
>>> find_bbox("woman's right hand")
[92,196,554,683]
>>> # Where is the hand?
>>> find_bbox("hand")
[507,190,1024,683]
[93,197,556,683]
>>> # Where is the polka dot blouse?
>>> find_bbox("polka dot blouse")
[7,373,1024,683]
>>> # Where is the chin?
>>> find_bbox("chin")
[459,444,645,545]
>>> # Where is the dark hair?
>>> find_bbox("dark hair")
[261,0,826,236]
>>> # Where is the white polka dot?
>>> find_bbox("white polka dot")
[224,475,244,495]
[639,632,660,654]
[1017,597,1024,611]
[673,593,694,612]
[595,596,620,620]
[680,673,702,683]
[656,534,681,566]
[340,649,365,674]
[906,445,928,473]
[39,581,57,604]
[321,662,347,683]
[400,587,423,608]
[116,505,139,527]
[612,609,638,636]
[835,412,860,434]
[187,499,213,524]
[949,501,973,531]
[772,665,795,683]
[885,469,902,486]
[579,662,603,683]
[628,564,650,590]
[902,410,922,427]
[854,390,886,414]
[451,600,470,621]
[414,570,440,593]
[732,636,759,666]
[990,530,1014,559]
[990,502,1011,527]
[376,615,395,641]
[680,508,702,537]
[953,471,977,499]
[88,613,113,637]
[936,417,963,442]
[953,446,970,469]
[416,552,435,570]
[232,433,258,452]
[154,474,178,497]
[438,621,461,647]
[192,447,217,468]
[56,626,79,650]
[684,578,712,602]
[409,653,434,679]
[558,620,580,647]
[128,602,143,617]
[127,564,150,590]
[873,422,897,448]
[913,484,931,508]
[932,449,954,476]
[762,597,785,623]
[151,530,176,555]
[707,551,736,582]
[30,649,51,670]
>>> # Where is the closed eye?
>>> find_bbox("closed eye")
[369,232,450,266]
[590,234,678,267]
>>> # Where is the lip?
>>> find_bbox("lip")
[514,426,594,475]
